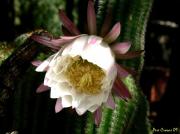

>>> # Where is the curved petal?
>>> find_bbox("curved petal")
[74,93,102,115]
[87,0,97,35]
[31,60,42,67]
[50,38,73,47]
[31,35,59,50]
[103,22,121,44]
[119,65,137,76]
[111,42,131,54]
[55,83,72,96]
[35,61,49,72]
[115,50,144,59]
[113,78,131,99]
[50,85,62,98]
[60,34,86,40]
[35,54,55,72]
[55,98,63,113]
[115,63,130,78]
[75,103,90,115]
[93,107,102,126]
[105,94,115,110]
[61,95,72,107]
[59,10,80,35]
[36,84,50,93]
[88,105,99,113]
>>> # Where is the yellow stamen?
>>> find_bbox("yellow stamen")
[64,56,105,94]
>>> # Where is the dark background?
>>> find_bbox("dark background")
[141,0,179,129]
[0,0,179,131]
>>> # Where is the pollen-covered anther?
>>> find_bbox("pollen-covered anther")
[64,56,105,94]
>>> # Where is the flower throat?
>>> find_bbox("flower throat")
[65,56,105,94]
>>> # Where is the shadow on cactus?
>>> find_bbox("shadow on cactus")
[30,0,143,126]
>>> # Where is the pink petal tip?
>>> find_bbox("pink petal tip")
[113,78,131,99]
[103,22,121,44]
[116,63,130,78]
[36,84,50,93]
[112,42,131,54]
[55,98,63,113]
[115,50,144,60]
[93,108,102,126]
[105,94,115,110]
[31,35,59,50]
[31,60,42,67]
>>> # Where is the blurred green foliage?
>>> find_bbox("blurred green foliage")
[14,0,66,36]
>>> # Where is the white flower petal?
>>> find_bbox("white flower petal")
[75,109,84,115]
[52,72,65,83]
[45,69,53,79]
[52,56,72,75]
[50,86,62,98]
[56,82,72,96]
[44,77,49,85]
[50,83,72,98]
[76,104,99,115]
[73,97,91,114]
[73,93,104,114]
[62,95,72,107]
[61,35,89,57]
[41,35,118,115]
[88,104,99,112]
[35,60,49,72]
[45,79,56,87]
[61,35,115,73]
[81,36,114,71]
[52,57,64,74]
[102,90,110,102]
[48,49,64,67]
[71,92,86,108]
[35,54,55,72]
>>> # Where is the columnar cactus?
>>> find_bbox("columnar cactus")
[0,0,153,133]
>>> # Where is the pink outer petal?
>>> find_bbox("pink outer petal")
[111,42,131,54]
[93,107,102,126]
[115,50,144,59]
[31,60,42,67]
[31,35,59,50]
[35,61,49,72]
[51,35,86,46]
[103,22,121,44]
[60,34,86,40]
[113,78,131,99]
[105,94,115,110]
[35,54,55,72]
[100,9,112,37]
[59,10,80,35]
[36,84,50,93]
[50,38,73,47]
[120,66,137,76]
[115,63,130,78]
[55,98,63,113]
[31,35,77,49]
[87,0,97,35]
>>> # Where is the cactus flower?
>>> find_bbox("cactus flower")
[31,0,142,125]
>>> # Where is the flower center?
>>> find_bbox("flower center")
[64,56,105,94]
